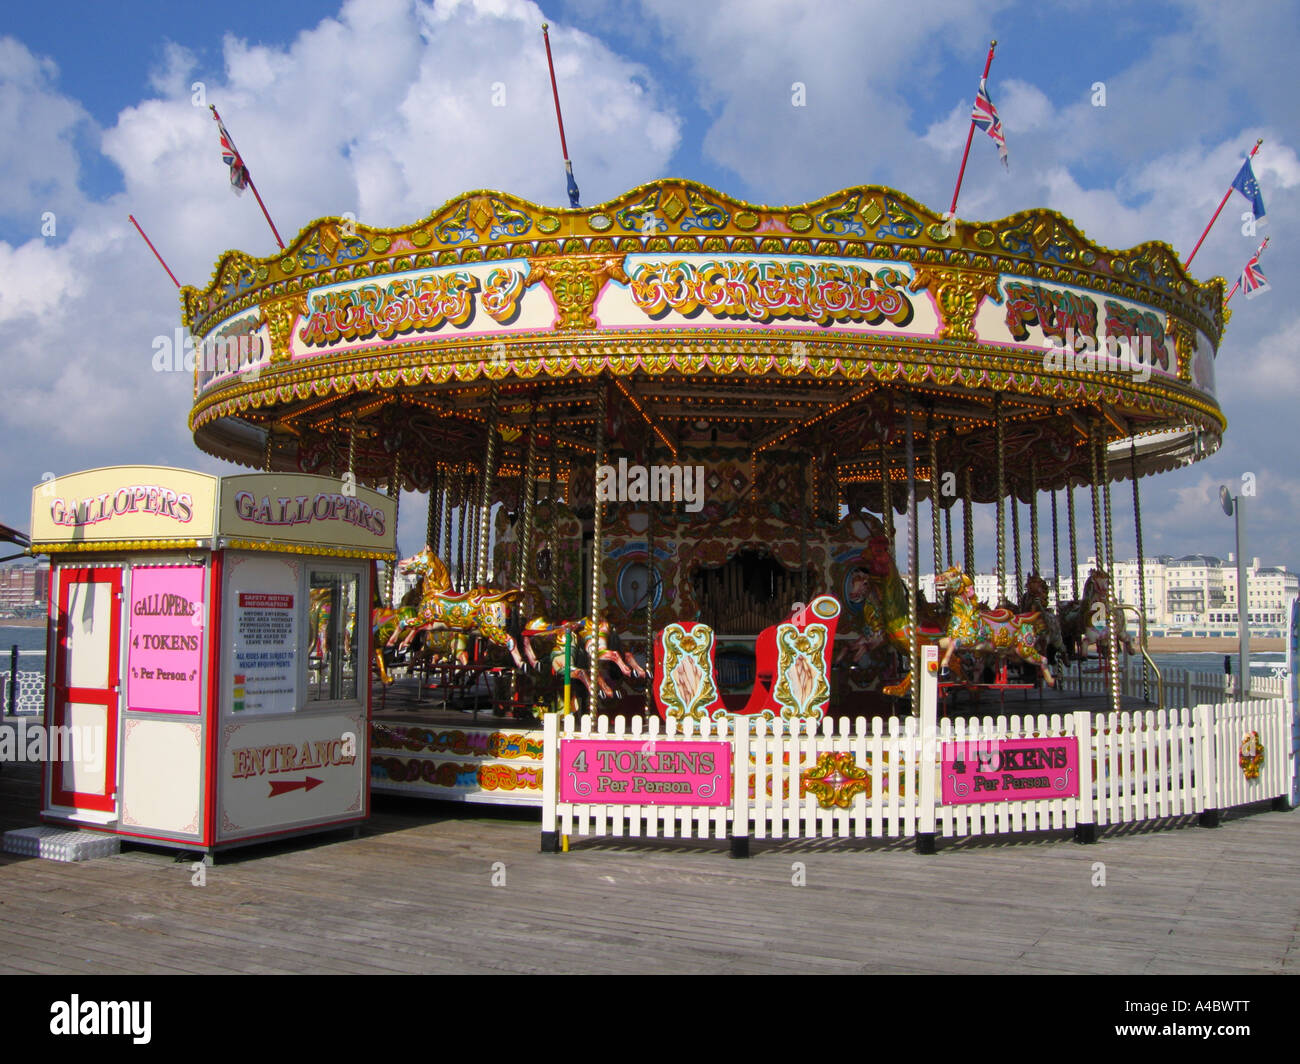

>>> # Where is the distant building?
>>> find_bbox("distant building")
[0,564,49,616]
[921,553,1298,636]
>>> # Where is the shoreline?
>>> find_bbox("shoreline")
[0,618,44,628]
[1145,636,1283,654]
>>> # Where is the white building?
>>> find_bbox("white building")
[919,552,1297,635]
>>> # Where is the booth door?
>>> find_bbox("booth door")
[50,567,122,813]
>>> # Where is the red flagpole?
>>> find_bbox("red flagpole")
[128,214,181,289]
[1184,138,1263,270]
[949,40,997,217]
[542,23,581,207]
[1225,236,1269,304]
[209,105,286,250]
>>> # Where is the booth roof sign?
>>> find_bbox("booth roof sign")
[30,466,220,550]
[218,473,397,557]
[30,467,397,558]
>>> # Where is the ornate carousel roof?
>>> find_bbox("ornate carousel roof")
[180,179,1227,506]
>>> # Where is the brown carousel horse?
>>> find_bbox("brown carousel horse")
[387,547,525,669]
[518,583,646,699]
[1019,571,1068,665]
[1059,568,1135,661]
[937,566,1055,688]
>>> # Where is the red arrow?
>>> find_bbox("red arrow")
[268,776,323,797]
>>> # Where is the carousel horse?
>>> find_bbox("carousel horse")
[1060,568,1112,661]
[387,546,525,669]
[937,566,1055,688]
[1019,572,1068,665]
[518,583,646,699]
[847,519,962,697]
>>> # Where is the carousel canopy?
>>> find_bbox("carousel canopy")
[181,180,1226,506]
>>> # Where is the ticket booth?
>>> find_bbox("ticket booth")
[28,466,396,854]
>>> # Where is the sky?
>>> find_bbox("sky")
[1,0,1297,577]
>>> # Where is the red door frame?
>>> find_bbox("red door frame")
[50,566,122,812]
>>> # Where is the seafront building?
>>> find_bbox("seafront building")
[919,553,1298,637]
[0,564,48,618]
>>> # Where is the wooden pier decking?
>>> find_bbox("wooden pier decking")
[1,754,1295,975]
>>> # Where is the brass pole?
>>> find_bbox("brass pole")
[518,404,540,587]
[928,414,942,580]
[1131,442,1150,701]
[1029,458,1040,577]
[963,467,974,576]
[387,450,402,605]
[906,408,919,710]
[995,394,1005,603]
[589,381,608,711]
[477,384,500,586]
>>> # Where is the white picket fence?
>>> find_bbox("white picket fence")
[542,698,1294,848]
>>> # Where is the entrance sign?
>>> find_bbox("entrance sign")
[941,736,1080,804]
[559,739,731,806]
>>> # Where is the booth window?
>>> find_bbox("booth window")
[308,570,360,702]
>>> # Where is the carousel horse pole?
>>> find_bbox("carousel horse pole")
[1131,442,1150,701]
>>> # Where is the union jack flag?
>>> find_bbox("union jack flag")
[971,77,1008,168]
[1240,247,1270,299]
[214,112,250,194]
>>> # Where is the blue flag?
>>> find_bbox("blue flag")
[565,160,581,208]
[1231,157,1266,224]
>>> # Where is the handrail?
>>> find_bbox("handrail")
[1110,601,1162,710]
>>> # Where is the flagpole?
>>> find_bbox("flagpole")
[1225,236,1269,304]
[949,40,997,217]
[128,214,181,289]
[209,105,286,250]
[1184,138,1263,270]
[542,23,581,208]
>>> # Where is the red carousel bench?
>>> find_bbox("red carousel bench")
[652,595,841,722]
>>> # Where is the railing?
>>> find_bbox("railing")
[2,670,45,715]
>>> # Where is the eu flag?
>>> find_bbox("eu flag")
[1231,158,1266,223]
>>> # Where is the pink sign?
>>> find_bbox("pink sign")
[941,736,1080,804]
[127,566,206,715]
[559,740,731,806]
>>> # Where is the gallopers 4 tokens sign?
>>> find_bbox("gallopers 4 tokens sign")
[559,741,732,805]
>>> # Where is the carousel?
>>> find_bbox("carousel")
[180,178,1227,805]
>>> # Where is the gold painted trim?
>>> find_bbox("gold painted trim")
[222,539,396,560]
[32,539,205,553]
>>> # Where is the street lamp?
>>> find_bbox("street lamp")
[1219,485,1249,698]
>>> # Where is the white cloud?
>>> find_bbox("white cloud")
[0,36,93,226]
[0,0,682,535]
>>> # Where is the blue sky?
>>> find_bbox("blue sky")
[1,0,1297,574]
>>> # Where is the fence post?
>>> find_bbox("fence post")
[1196,703,1220,827]
[915,645,939,854]
[7,644,17,717]
[540,711,561,852]
[730,714,750,858]
[1073,710,1097,843]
